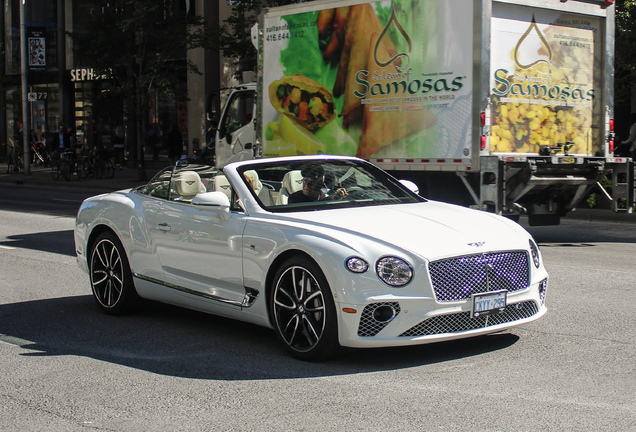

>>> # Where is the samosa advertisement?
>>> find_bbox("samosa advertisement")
[261,0,474,160]
[489,4,602,156]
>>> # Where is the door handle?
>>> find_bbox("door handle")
[157,223,171,232]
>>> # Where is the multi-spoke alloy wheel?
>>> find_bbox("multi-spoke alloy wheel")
[270,256,339,360]
[89,232,137,315]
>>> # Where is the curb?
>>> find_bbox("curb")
[2,163,635,224]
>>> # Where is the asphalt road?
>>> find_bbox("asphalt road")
[0,206,634,430]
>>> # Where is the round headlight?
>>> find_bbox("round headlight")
[529,239,540,268]
[345,256,369,273]
[376,256,413,287]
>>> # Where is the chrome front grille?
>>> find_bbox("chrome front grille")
[399,301,539,337]
[429,251,529,302]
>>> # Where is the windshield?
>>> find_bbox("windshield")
[237,159,425,212]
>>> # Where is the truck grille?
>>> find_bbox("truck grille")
[429,251,529,302]
[399,301,539,337]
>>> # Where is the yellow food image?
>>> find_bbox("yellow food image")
[264,116,327,156]
[490,23,598,155]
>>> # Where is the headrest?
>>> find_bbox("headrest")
[243,170,262,195]
[175,171,205,199]
[214,175,232,199]
[282,170,303,193]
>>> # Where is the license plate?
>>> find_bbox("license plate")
[471,290,507,318]
[560,157,576,164]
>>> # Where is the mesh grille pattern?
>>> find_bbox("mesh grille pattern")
[429,251,529,302]
[539,278,548,305]
[358,302,401,337]
[399,301,539,337]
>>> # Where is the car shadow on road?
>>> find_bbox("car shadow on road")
[0,230,75,257]
[0,295,519,379]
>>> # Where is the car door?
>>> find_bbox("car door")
[151,174,248,307]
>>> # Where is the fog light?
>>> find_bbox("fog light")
[373,305,396,323]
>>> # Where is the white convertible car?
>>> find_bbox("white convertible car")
[75,155,548,360]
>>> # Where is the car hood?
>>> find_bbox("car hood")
[277,201,530,260]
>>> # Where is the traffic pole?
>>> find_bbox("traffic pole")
[20,0,30,175]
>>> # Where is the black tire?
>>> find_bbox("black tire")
[270,256,340,361]
[89,232,139,315]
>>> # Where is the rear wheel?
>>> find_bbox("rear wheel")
[80,158,91,178]
[270,256,339,361]
[89,232,138,315]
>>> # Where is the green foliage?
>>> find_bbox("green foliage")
[615,0,636,107]
[217,0,304,78]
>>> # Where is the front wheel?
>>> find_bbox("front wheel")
[89,232,138,315]
[270,256,340,361]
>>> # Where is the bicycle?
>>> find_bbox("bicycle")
[6,148,24,173]
[80,149,115,179]
[52,149,80,181]
[32,143,52,167]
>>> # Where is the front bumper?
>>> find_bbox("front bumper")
[337,279,547,348]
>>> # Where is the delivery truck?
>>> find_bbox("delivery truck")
[210,0,633,225]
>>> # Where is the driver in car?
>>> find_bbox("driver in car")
[288,164,348,203]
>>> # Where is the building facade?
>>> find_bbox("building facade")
[1,0,234,164]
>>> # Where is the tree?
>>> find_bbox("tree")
[615,0,636,112]
[69,0,213,179]
[217,0,302,79]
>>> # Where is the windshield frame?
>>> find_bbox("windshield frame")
[235,158,426,213]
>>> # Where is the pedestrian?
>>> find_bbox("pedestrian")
[52,124,69,157]
[620,113,636,159]
[6,137,16,173]
[67,127,78,150]
[167,123,183,165]
[113,125,126,169]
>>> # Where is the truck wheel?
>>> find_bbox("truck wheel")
[270,256,340,361]
[89,232,138,315]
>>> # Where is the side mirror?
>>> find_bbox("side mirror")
[399,179,419,195]
[192,191,231,209]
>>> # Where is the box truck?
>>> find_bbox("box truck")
[210,0,633,225]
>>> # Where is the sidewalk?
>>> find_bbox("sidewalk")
[0,161,166,194]
[1,160,635,223]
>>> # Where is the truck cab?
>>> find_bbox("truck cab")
[214,84,257,167]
